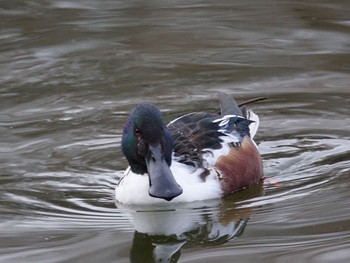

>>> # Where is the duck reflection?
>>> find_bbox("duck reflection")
[118,185,263,263]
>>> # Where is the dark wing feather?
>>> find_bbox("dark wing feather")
[167,94,261,168]
[218,92,243,116]
[167,112,223,167]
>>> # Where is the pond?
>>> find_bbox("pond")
[1,0,350,262]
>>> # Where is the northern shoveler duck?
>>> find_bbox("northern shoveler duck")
[116,93,265,205]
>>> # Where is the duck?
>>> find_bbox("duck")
[115,93,265,205]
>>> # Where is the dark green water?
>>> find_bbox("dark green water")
[1,1,350,262]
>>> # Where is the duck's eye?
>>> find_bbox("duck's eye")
[134,128,141,136]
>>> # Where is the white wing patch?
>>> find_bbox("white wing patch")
[213,114,239,125]
[247,110,259,139]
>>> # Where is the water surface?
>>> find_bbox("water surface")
[1,0,350,262]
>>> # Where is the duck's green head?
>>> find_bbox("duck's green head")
[121,104,183,201]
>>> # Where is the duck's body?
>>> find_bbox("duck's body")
[116,93,264,205]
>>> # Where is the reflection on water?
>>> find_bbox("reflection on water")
[126,202,249,263]
[123,187,262,263]
[1,0,350,262]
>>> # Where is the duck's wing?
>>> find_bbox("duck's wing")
[168,111,254,168]
[167,95,261,168]
[167,112,221,168]
[218,93,243,116]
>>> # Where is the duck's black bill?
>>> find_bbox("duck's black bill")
[146,144,183,201]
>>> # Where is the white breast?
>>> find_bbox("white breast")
[115,161,222,205]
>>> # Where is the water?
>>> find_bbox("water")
[1,0,350,262]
